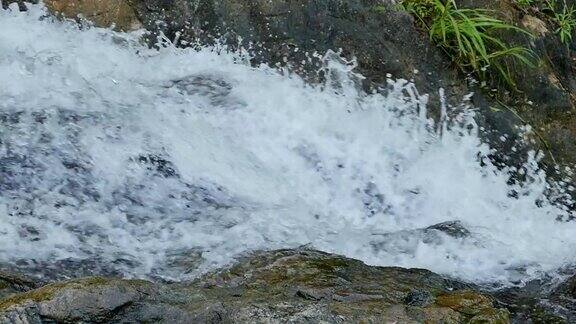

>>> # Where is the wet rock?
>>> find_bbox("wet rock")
[0,249,509,323]
[436,290,495,316]
[44,0,142,31]
[1,0,34,11]
[567,276,576,298]
[493,271,576,323]
[190,247,488,322]
[0,277,162,323]
[0,271,38,300]
[403,289,434,307]
[129,0,467,107]
[136,153,179,178]
[2,258,141,283]
[426,220,471,239]
[469,308,511,324]
[370,220,473,256]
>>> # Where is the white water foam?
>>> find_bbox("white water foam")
[0,3,575,284]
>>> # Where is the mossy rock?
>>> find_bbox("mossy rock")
[0,249,511,323]
[436,290,494,316]
[192,249,507,322]
[468,308,511,324]
[0,277,156,323]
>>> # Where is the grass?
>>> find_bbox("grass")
[545,0,576,45]
[400,0,535,88]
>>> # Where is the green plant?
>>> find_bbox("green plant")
[400,0,435,20]
[516,0,536,8]
[403,0,535,88]
[372,5,388,14]
[546,0,576,44]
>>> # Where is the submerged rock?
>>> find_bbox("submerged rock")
[0,249,510,323]
[426,221,471,239]
[370,220,474,256]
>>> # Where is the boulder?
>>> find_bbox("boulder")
[0,249,510,323]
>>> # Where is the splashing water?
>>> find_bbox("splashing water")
[0,4,575,285]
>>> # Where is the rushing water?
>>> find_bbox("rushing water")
[0,3,575,285]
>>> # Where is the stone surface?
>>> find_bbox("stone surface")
[0,249,511,323]
[0,271,38,301]
[492,271,576,323]
[45,0,141,31]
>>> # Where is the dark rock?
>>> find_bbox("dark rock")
[404,289,435,307]
[426,220,471,239]
[136,154,179,178]
[370,220,473,256]
[1,0,33,11]
[567,277,576,298]
[129,0,467,105]
[493,271,576,323]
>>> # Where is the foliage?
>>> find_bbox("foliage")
[545,0,576,45]
[399,0,435,20]
[516,0,536,8]
[372,5,389,14]
[400,0,535,88]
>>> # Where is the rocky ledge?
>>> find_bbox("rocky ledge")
[0,249,512,323]
[1,249,576,323]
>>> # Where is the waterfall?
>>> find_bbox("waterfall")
[0,3,574,285]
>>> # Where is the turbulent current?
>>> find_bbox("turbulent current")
[1,4,575,285]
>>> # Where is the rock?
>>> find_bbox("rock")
[1,0,35,11]
[469,308,511,324]
[403,289,434,307]
[436,290,495,316]
[0,271,38,300]
[521,15,549,37]
[426,220,471,239]
[370,221,473,256]
[567,276,576,298]
[44,0,142,31]
[0,249,510,323]
[0,277,191,323]
[492,271,576,323]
